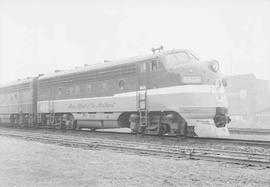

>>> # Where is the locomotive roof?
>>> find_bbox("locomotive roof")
[39,49,184,81]
[0,49,187,88]
[0,77,34,89]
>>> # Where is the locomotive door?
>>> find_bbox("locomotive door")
[48,87,55,125]
[137,61,149,90]
[18,90,23,114]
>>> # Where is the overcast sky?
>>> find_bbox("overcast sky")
[0,0,270,84]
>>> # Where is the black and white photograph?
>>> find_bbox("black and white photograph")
[0,0,270,186]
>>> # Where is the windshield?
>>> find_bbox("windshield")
[189,53,199,61]
[164,52,191,69]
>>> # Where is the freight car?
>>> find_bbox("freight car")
[0,47,230,137]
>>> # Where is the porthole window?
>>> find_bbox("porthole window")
[119,80,125,90]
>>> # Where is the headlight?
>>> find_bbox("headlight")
[209,60,219,72]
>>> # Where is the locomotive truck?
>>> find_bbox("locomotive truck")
[0,47,230,137]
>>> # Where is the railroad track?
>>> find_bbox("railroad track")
[0,128,270,168]
[189,136,270,147]
[229,128,270,135]
[96,129,270,148]
[2,125,270,148]
[94,130,270,148]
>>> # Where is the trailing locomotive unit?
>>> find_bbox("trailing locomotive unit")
[0,78,38,126]
[0,47,230,137]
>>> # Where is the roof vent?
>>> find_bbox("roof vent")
[54,69,61,73]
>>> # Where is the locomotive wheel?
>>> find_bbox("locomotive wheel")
[138,126,146,134]
[159,124,169,135]
[90,128,96,132]
[61,123,67,129]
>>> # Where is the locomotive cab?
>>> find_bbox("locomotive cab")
[152,50,231,136]
[162,50,222,86]
[133,49,230,136]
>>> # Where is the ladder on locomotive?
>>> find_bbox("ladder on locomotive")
[48,100,55,125]
[137,88,148,128]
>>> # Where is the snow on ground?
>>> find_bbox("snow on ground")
[0,136,270,187]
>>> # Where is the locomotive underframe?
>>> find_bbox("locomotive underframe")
[1,108,230,137]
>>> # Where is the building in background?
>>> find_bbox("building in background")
[225,74,270,123]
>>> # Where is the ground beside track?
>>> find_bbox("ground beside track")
[0,136,270,187]
[229,121,270,129]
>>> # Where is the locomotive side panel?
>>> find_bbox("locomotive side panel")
[0,79,35,125]
[36,62,142,128]
[38,63,138,101]
[35,49,230,137]
[38,85,224,115]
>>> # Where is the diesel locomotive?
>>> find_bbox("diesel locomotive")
[0,47,230,137]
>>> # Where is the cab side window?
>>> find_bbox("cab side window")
[176,52,190,62]
[150,60,161,72]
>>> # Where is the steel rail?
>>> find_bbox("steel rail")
[229,128,270,135]
[189,136,270,147]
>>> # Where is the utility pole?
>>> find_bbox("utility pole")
[268,43,270,94]
[230,52,233,76]
[0,56,1,83]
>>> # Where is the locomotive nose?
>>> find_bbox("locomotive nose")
[208,60,220,73]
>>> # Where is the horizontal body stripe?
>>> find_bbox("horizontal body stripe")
[106,84,225,98]
[38,85,227,119]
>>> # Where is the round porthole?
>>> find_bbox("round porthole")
[119,80,125,90]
